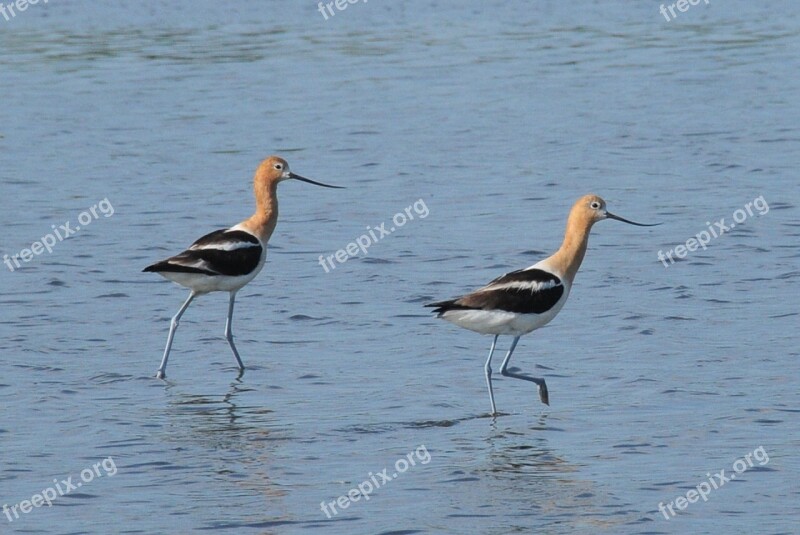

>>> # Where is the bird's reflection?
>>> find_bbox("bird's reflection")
[478,413,629,530]
[163,375,277,446]
[161,375,287,503]
[485,413,574,476]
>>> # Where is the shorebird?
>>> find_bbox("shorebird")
[426,194,658,415]
[144,156,343,379]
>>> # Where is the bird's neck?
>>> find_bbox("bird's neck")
[239,180,279,242]
[547,215,592,283]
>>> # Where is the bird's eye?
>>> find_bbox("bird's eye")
[590,201,601,209]
[274,163,283,170]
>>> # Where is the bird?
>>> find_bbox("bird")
[425,194,658,415]
[144,156,343,379]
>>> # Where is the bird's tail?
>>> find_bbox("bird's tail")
[424,299,466,316]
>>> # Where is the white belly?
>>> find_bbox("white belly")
[161,250,266,294]
[440,287,570,336]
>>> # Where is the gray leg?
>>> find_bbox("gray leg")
[156,292,196,379]
[225,292,245,372]
[499,336,549,405]
[484,335,499,415]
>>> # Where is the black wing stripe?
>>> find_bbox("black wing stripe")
[182,246,262,276]
[485,268,561,288]
[143,261,217,276]
[143,229,262,276]
[191,229,260,249]
[426,268,564,315]
[453,284,564,314]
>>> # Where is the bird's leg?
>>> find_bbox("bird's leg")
[225,292,245,372]
[484,335,499,416]
[499,336,549,405]
[156,291,196,379]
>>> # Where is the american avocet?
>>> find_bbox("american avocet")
[426,194,658,415]
[144,156,343,379]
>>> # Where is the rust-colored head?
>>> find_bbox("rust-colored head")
[241,156,343,242]
[569,194,657,230]
[548,194,658,282]
[253,156,343,188]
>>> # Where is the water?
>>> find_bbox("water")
[1,1,798,533]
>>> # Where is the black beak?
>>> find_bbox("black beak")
[606,212,661,227]
[289,172,345,189]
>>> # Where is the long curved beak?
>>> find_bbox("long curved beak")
[606,211,661,226]
[289,172,345,189]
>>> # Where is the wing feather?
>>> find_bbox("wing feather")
[426,268,564,315]
[144,229,263,277]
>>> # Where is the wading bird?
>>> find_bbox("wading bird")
[144,156,343,379]
[426,194,658,415]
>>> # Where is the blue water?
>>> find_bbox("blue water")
[1,1,798,533]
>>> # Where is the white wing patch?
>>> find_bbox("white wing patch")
[189,240,261,252]
[485,279,561,293]
[168,257,214,270]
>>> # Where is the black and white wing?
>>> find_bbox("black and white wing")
[143,229,263,277]
[426,267,565,315]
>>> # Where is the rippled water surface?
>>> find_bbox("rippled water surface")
[1,1,798,533]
